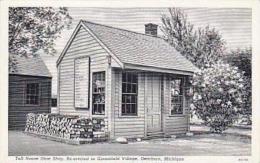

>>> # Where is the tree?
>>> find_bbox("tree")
[161,8,251,132]
[9,7,72,69]
[224,48,252,123]
[161,8,226,68]
[192,62,247,133]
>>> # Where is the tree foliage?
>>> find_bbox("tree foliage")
[192,62,247,132]
[9,7,72,62]
[224,48,252,121]
[161,8,251,132]
[225,48,252,78]
[161,8,226,68]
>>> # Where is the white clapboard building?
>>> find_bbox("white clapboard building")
[56,20,197,139]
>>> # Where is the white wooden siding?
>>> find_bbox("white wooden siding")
[58,26,110,117]
[110,70,190,138]
[111,70,145,138]
[162,76,189,135]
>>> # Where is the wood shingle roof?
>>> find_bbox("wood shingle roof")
[57,20,197,74]
[82,21,197,73]
[9,54,52,77]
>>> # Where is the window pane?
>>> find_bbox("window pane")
[121,72,138,116]
[127,73,132,83]
[94,87,97,93]
[173,104,182,114]
[131,95,136,104]
[101,104,105,114]
[98,104,101,114]
[35,96,39,104]
[122,104,125,114]
[122,95,126,103]
[126,104,131,113]
[93,104,97,113]
[92,72,105,115]
[126,95,131,103]
[35,85,39,94]
[132,84,137,93]
[122,83,127,93]
[132,74,137,83]
[122,73,126,82]
[127,84,131,93]
[171,78,183,115]
[131,104,136,113]
[31,97,35,105]
[27,87,30,94]
[26,83,39,105]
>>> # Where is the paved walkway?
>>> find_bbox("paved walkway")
[8,130,250,156]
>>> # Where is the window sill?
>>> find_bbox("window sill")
[24,104,40,107]
[168,114,186,117]
[92,115,107,118]
[75,107,89,110]
[118,115,139,118]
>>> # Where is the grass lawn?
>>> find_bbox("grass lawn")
[8,125,251,156]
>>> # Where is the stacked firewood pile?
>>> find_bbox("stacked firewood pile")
[92,118,108,141]
[25,113,108,142]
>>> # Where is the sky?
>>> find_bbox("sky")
[40,7,252,95]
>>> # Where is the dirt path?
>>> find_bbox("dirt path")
[8,131,250,156]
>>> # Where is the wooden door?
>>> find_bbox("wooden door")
[146,74,162,133]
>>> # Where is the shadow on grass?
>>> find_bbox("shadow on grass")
[190,124,251,144]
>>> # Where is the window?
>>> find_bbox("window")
[122,72,138,116]
[92,72,105,115]
[25,83,40,105]
[51,98,57,107]
[170,78,183,115]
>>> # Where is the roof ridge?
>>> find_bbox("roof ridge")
[81,20,164,39]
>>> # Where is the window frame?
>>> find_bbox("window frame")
[121,71,138,116]
[170,77,185,115]
[92,71,106,115]
[24,82,41,106]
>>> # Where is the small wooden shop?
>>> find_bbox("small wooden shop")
[57,20,196,139]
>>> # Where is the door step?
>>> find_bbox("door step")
[146,132,164,139]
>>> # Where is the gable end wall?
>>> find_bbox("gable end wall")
[58,26,111,118]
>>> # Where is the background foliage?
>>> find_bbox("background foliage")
[161,8,251,132]
[161,8,226,69]
[224,48,252,123]
[9,7,72,69]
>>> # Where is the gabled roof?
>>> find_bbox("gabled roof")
[57,20,197,74]
[9,54,52,77]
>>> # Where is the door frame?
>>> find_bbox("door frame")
[144,73,163,136]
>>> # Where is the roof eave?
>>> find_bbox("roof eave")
[9,73,52,78]
[56,20,124,69]
[123,63,195,76]
[56,21,83,67]
[81,21,124,68]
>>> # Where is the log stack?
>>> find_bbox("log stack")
[25,113,108,143]
[92,118,108,141]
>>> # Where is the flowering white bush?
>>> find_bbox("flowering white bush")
[192,61,247,133]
